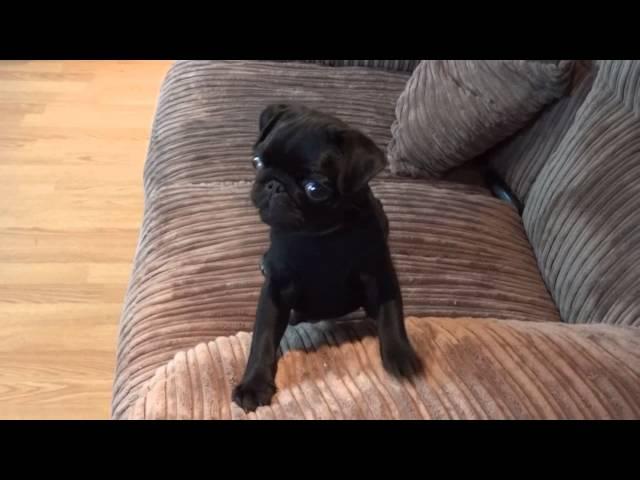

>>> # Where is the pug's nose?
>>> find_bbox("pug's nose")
[266,180,284,194]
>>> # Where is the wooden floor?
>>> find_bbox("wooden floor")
[0,60,173,419]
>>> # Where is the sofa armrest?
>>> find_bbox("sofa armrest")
[127,317,640,419]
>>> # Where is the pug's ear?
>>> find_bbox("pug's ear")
[257,104,292,143]
[335,129,387,195]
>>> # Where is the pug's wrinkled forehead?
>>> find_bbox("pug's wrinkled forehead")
[255,103,346,145]
[256,118,341,176]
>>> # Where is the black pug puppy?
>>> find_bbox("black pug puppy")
[232,103,422,412]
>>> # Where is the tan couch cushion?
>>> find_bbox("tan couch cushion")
[143,60,411,193]
[111,181,559,419]
[524,60,640,327]
[129,316,640,420]
[387,60,574,178]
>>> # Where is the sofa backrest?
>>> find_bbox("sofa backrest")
[487,61,596,204]
[292,60,419,74]
[522,60,640,327]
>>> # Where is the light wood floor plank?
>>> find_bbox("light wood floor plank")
[0,60,172,419]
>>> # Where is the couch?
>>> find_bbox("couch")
[111,60,640,420]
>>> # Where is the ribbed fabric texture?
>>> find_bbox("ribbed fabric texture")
[294,60,420,73]
[488,61,596,203]
[111,181,559,419]
[144,61,410,194]
[387,60,575,178]
[524,60,640,327]
[129,317,640,420]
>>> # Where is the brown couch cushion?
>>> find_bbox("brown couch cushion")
[143,60,410,193]
[294,60,420,73]
[111,181,560,419]
[387,60,574,178]
[129,316,640,420]
[488,61,596,203]
[524,60,640,327]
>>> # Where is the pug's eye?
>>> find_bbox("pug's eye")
[252,156,264,170]
[303,180,332,202]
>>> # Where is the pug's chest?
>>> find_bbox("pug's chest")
[262,227,386,319]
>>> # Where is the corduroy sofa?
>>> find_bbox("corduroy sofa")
[111,60,640,420]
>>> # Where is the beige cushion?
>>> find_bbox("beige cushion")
[111,181,559,419]
[387,60,574,178]
[129,316,640,420]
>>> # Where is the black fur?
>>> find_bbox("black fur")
[232,104,422,412]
